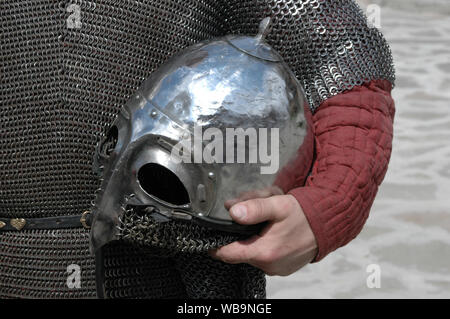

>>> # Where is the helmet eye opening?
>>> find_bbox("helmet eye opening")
[137,163,190,206]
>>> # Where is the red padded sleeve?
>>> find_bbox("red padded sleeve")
[287,80,395,262]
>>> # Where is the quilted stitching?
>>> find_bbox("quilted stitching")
[287,80,395,261]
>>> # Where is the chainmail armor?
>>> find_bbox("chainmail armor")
[0,0,394,298]
[0,229,96,298]
[118,207,247,254]
[224,0,395,111]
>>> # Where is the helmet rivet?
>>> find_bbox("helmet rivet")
[208,172,215,179]
[150,110,158,118]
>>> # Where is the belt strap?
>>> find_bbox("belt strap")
[0,211,92,231]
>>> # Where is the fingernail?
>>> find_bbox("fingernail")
[224,199,237,208]
[231,205,247,220]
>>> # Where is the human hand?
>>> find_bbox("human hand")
[210,191,318,276]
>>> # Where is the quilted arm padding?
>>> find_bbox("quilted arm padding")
[287,80,395,262]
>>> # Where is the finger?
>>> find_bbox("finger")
[209,236,260,264]
[224,188,274,209]
[210,235,282,274]
[229,195,287,225]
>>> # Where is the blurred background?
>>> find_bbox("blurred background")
[267,0,450,298]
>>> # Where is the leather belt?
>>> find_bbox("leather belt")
[0,211,92,231]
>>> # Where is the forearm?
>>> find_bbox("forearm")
[287,79,395,261]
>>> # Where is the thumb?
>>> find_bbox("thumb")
[229,196,286,225]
